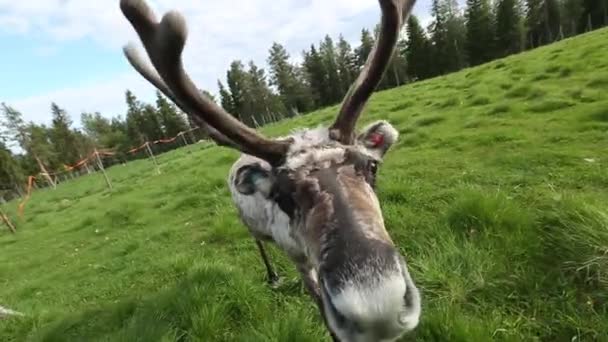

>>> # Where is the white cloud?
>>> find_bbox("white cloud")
[1,0,437,127]
[7,72,155,126]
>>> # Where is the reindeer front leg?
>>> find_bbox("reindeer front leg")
[254,239,280,287]
[295,262,340,342]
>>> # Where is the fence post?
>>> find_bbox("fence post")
[35,156,56,189]
[179,132,189,146]
[145,142,161,175]
[0,208,16,234]
[84,158,93,174]
[94,149,113,190]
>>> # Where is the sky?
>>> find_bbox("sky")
[0,0,442,129]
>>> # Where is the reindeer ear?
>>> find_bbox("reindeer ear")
[357,120,399,158]
[234,163,274,197]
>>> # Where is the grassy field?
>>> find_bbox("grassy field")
[1,28,607,341]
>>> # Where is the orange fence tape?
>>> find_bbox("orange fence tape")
[63,156,91,172]
[127,142,148,154]
[152,136,177,144]
[18,176,36,218]
[127,127,199,153]
[17,126,202,218]
[96,150,116,156]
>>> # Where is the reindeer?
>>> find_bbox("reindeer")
[119,0,421,340]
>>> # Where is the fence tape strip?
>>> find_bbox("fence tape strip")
[17,126,202,218]
[18,176,36,218]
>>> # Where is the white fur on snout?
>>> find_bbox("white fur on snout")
[324,261,421,342]
[331,273,405,325]
[399,261,421,332]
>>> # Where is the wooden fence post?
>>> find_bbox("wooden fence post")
[35,156,56,189]
[94,149,113,190]
[145,142,161,174]
[179,132,189,146]
[0,208,16,234]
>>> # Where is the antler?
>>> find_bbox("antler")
[123,43,240,150]
[119,0,292,166]
[329,0,416,145]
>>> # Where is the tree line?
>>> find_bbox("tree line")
[1,0,606,200]
[0,90,197,200]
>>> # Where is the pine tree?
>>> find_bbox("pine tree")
[267,42,315,114]
[81,112,112,144]
[125,90,146,145]
[120,91,165,145]
[72,130,95,162]
[107,117,130,155]
[579,0,608,32]
[218,81,235,113]
[429,0,467,75]
[446,0,468,69]
[495,0,524,57]
[0,142,24,198]
[0,103,28,151]
[246,61,286,125]
[226,60,253,124]
[155,91,189,138]
[336,35,359,97]
[404,15,434,80]
[526,0,561,47]
[544,0,562,41]
[561,0,584,37]
[49,102,79,164]
[267,42,296,104]
[381,26,409,89]
[1,103,60,175]
[292,64,317,113]
[81,111,132,157]
[429,0,448,74]
[25,123,57,170]
[465,0,495,66]
[319,35,342,104]
[302,44,329,107]
[355,29,375,69]
[140,103,164,141]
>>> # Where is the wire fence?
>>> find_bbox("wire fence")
[0,105,303,233]
[2,126,208,224]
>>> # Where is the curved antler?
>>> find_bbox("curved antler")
[329,0,416,145]
[123,43,240,150]
[120,0,292,166]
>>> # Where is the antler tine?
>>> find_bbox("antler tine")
[120,0,292,166]
[123,43,241,150]
[330,0,416,145]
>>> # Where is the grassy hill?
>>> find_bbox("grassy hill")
[1,28,607,341]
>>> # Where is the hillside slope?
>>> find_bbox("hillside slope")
[1,28,607,341]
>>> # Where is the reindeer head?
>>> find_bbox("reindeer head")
[119,0,420,340]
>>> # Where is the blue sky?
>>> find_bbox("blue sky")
[1,34,127,100]
[0,0,442,128]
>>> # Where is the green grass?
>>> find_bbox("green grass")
[2,28,608,341]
